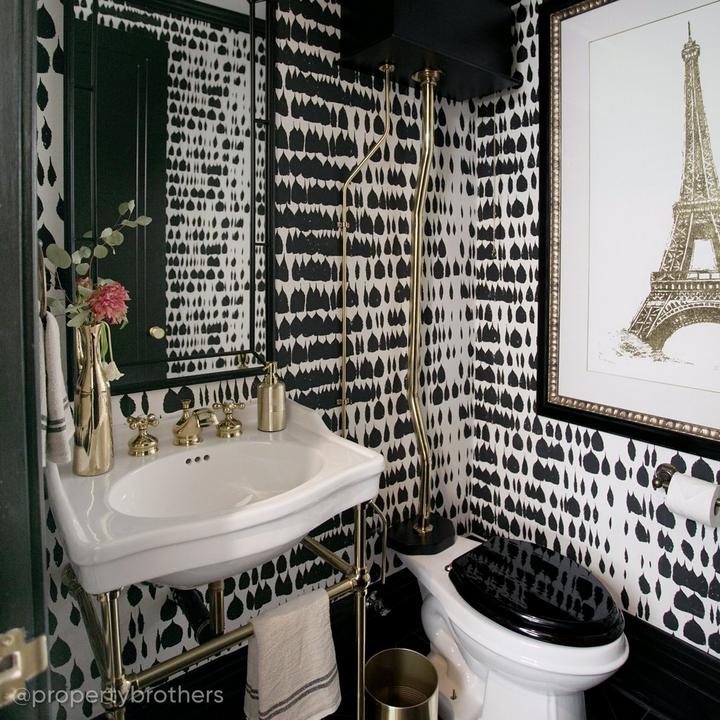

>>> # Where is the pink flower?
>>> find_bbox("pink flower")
[86,282,130,325]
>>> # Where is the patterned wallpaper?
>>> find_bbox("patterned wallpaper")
[38,1,475,717]
[472,0,720,658]
[36,0,720,718]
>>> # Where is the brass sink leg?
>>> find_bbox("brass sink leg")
[98,589,128,719]
[354,503,368,720]
[208,581,225,636]
[62,565,107,679]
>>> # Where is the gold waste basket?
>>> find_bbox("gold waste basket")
[365,648,439,720]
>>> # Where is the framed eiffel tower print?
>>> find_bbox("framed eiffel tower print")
[538,0,720,459]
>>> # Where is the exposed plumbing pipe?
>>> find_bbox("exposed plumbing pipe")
[408,69,442,534]
[338,63,393,440]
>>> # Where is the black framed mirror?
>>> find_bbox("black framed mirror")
[63,0,275,394]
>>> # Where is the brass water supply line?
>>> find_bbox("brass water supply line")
[338,63,393,439]
[408,69,442,535]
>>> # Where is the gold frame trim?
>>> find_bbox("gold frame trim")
[545,0,720,444]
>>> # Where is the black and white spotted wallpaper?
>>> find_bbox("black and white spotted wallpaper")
[471,0,720,658]
[36,0,720,718]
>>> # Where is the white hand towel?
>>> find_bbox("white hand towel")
[244,590,341,720]
[42,312,74,465]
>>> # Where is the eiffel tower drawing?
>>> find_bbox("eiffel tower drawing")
[628,25,720,351]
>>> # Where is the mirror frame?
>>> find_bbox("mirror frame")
[63,0,276,395]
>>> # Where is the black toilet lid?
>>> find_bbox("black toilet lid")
[448,536,624,647]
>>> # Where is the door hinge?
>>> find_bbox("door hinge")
[0,629,48,707]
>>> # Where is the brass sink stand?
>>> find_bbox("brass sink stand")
[63,511,371,719]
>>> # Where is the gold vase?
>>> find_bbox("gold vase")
[73,324,114,476]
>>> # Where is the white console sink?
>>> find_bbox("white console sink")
[47,400,384,593]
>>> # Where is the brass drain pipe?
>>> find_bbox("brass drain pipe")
[409,69,441,535]
[338,63,393,439]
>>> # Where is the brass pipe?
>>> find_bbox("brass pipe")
[129,576,357,690]
[208,581,225,636]
[62,565,107,679]
[302,535,355,577]
[354,503,368,720]
[409,69,441,535]
[98,590,128,717]
[368,500,388,584]
[339,64,393,439]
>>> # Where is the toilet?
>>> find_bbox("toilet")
[399,535,629,720]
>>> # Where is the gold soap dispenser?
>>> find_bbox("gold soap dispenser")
[257,361,286,432]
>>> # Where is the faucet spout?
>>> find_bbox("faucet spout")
[173,401,218,446]
[194,409,218,428]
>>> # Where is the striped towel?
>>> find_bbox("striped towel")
[40,312,74,466]
[244,590,341,720]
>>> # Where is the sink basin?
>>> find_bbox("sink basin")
[47,400,384,592]
[107,442,325,519]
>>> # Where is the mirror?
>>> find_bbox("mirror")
[65,0,274,393]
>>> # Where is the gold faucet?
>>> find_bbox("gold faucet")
[173,400,218,446]
[127,414,160,457]
[212,400,246,438]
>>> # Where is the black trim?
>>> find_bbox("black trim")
[265,1,277,366]
[611,613,720,720]
[64,0,277,397]
[536,0,719,460]
[123,0,266,35]
[0,0,50,716]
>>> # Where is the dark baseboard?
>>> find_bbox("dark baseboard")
[103,570,720,720]
[605,613,720,720]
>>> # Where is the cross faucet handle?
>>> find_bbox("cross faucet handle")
[126,414,160,457]
[212,401,246,438]
[127,414,160,432]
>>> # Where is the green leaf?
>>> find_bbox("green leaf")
[118,202,129,215]
[119,317,129,330]
[106,230,124,247]
[49,298,65,315]
[100,227,113,239]
[82,230,94,239]
[93,245,109,259]
[75,262,90,276]
[135,216,152,227]
[45,244,72,269]
[71,250,82,264]
[67,311,89,328]
[79,245,92,259]
[121,219,137,229]
[76,285,92,298]
[128,200,135,213]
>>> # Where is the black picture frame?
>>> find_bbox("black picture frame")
[63,0,276,396]
[537,0,720,461]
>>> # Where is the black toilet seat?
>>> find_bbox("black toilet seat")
[448,536,625,647]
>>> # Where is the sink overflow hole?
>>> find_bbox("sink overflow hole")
[185,455,211,465]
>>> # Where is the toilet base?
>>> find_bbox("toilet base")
[432,655,585,720]
[423,597,590,720]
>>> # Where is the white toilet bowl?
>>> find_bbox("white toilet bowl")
[400,536,629,720]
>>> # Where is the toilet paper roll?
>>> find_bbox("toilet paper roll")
[665,473,720,528]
